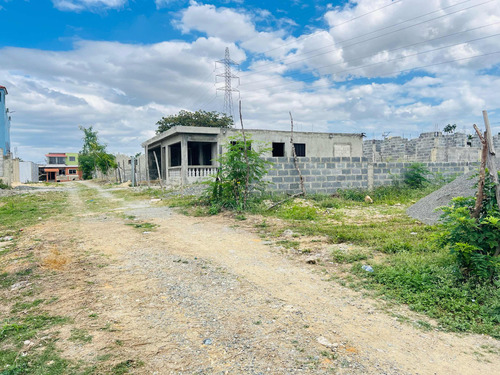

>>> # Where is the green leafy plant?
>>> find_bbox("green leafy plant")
[204,134,272,211]
[437,175,500,282]
[403,163,430,188]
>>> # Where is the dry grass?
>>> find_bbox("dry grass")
[41,247,70,270]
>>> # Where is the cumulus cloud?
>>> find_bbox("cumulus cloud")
[52,0,127,12]
[3,0,500,162]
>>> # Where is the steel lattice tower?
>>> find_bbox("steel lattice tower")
[216,47,239,119]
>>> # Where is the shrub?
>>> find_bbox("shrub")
[403,163,430,188]
[437,175,500,282]
[204,134,272,211]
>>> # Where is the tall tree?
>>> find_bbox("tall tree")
[156,110,233,134]
[79,126,117,180]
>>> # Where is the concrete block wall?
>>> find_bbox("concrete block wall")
[363,132,500,163]
[0,148,13,185]
[264,157,368,194]
[263,157,479,194]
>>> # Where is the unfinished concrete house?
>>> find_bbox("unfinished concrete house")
[141,126,364,186]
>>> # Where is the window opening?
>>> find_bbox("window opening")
[272,142,285,157]
[293,143,306,157]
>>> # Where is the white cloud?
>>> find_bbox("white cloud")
[3,1,500,162]
[52,0,127,12]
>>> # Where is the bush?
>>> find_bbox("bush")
[403,163,430,188]
[437,175,500,282]
[0,179,9,189]
[204,134,272,211]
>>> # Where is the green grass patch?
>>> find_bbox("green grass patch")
[0,343,70,375]
[109,187,165,201]
[10,299,45,313]
[69,328,93,344]
[274,204,319,221]
[276,240,300,249]
[0,314,70,345]
[111,359,144,374]
[0,192,68,232]
[331,248,369,263]
[0,269,33,290]
[337,184,444,205]
[353,251,500,338]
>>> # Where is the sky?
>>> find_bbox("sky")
[1,0,500,163]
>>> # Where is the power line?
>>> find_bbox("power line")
[242,49,500,93]
[258,0,405,55]
[241,0,488,78]
[241,22,500,87]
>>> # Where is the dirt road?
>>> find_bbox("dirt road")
[19,182,499,374]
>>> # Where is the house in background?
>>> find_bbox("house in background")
[142,126,364,185]
[0,85,11,156]
[39,152,82,182]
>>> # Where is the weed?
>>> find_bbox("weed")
[112,359,144,374]
[125,222,158,231]
[275,204,318,221]
[0,269,33,290]
[10,299,45,313]
[0,314,70,344]
[276,240,300,249]
[255,220,268,228]
[97,353,113,361]
[69,328,93,344]
[352,252,500,338]
[331,248,369,263]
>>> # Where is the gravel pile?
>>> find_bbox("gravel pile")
[406,172,477,225]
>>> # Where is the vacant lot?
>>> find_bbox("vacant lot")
[0,181,498,374]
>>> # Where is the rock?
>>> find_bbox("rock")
[10,281,30,291]
[305,256,319,264]
[364,195,373,204]
[283,229,294,237]
[203,338,212,345]
[317,337,338,350]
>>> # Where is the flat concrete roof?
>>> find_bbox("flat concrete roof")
[141,126,363,148]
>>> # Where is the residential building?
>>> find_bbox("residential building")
[0,85,11,156]
[39,152,82,182]
[141,126,364,185]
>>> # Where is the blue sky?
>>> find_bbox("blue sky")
[1,0,500,162]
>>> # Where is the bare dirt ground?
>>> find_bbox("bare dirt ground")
[13,181,500,374]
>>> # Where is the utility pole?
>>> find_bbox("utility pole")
[216,47,239,119]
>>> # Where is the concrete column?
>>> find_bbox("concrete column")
[367,163,374,190]
[181,136,188,185]
[144,145,150,187]
[164,146,170,185]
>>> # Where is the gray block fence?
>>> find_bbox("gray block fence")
[263,157,478,194]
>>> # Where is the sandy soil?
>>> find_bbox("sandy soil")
[15,181,500,374]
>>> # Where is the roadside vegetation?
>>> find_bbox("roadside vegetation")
[142,159,499,339]
[0,190,143,374]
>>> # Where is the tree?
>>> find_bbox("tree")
[156,110,233,134]
[443,124,457,134]
[79,126,117,180]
